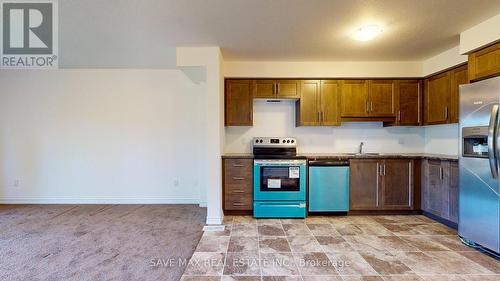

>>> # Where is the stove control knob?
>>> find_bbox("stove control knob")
[287,140,290,143]
[282,140,286,143]
[291,140,295,143]
[255,139,259,143]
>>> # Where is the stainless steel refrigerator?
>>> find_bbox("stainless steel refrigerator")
[459,76,500,254]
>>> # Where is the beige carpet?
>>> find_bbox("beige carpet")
[0,204,206,281]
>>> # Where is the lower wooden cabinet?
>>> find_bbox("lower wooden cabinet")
[350,159,414,210]
[421,159,458,223]
[223,158,254,212]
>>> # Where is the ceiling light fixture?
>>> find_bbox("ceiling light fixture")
[352,24,383,42]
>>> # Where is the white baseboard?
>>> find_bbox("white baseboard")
[206,216,223,225]
[0,198,201,204]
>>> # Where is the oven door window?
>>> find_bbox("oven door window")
[260,166,300,192]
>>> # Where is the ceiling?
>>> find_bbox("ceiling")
[59,0,500,67]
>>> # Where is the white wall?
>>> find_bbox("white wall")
[460,12,500,54]
[0,69,206,204]
[224,61,422,78]
[424,124,460,156]
[422,46,467,76]
[225,101,425,154]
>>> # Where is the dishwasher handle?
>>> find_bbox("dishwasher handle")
[308,160,350,166]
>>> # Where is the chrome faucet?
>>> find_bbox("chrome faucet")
[358,142,364,154]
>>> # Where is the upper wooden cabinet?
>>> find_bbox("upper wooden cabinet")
[340,80,369,117]
[424,64,467,125]
[225,80,253,126]
[296,80,340,126]
[468,42,500,82]
[368,80,396,117]
[424,72,450,125]
[450,65,468,123]
[340,80,396,119]
[393,80,422,126]
[253,80,300,99]
[350,158,414,211]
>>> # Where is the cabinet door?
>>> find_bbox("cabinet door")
[450,65,468,123]
[253,80,276,98]
[396,80,421,126]
[296,80,320,126]
[424,72,451,125]
[340,80,369,117]
[448,161,459,223]
[350,159,381,210]
[381,159,413,209]
[276,80,300,99]
[320,80,340,126]
[423,160,445,216]
[368,80,396,117]
[225,80,253,126]
[468,42,500,82]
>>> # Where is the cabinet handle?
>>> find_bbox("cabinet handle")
[366,101,369,113]
[277,83,280,95]
[317,112,320,122]
[232,202,244,206]
[232,177,246,180]
[321,112,324,123]
[273,83,277,95]
[417,83,421,124]
[232,164,244,167]
[376,163,380,206]
[444,107,448,119]
[439,167,443,180]
[408,162,412,206]
[370,101,374,112]
[398,110,401,121]
[383,164,386,176]
[233,190,245,193]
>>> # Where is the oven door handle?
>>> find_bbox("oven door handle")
[254,160,307,166]
[257,203,305,208]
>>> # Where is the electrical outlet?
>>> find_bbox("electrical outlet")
[398,137,405,145]
[13,179,20,188]
[173,179,179,187]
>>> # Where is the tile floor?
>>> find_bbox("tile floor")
[180,215,500,281]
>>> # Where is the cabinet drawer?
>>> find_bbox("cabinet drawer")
[225,195,253,210]
[225,183,253,195]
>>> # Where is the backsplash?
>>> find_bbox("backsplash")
[424,123,459,155]
[225,100,428,154]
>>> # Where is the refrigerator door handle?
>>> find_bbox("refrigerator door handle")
[488,104,499,179]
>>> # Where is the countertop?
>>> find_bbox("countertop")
[222,153,458,161]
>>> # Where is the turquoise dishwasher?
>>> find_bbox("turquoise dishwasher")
[308,160,350,212]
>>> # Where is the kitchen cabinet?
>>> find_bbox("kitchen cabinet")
[386,80,421,126]
[468,42,500,82]
[450,65,468,123]
[225,80,253,126]
[253,79,300,99]
[340,80,396,119]
[350,159,414,210]
[421,159,458,224]
[222,158,254,212]
[424,64,468,125]
[340,80,369,117]
[296,80,340,126]
[424,72,451,125]
[368,80,396,117]
[350,159,380,210]
[382,159,413,209]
